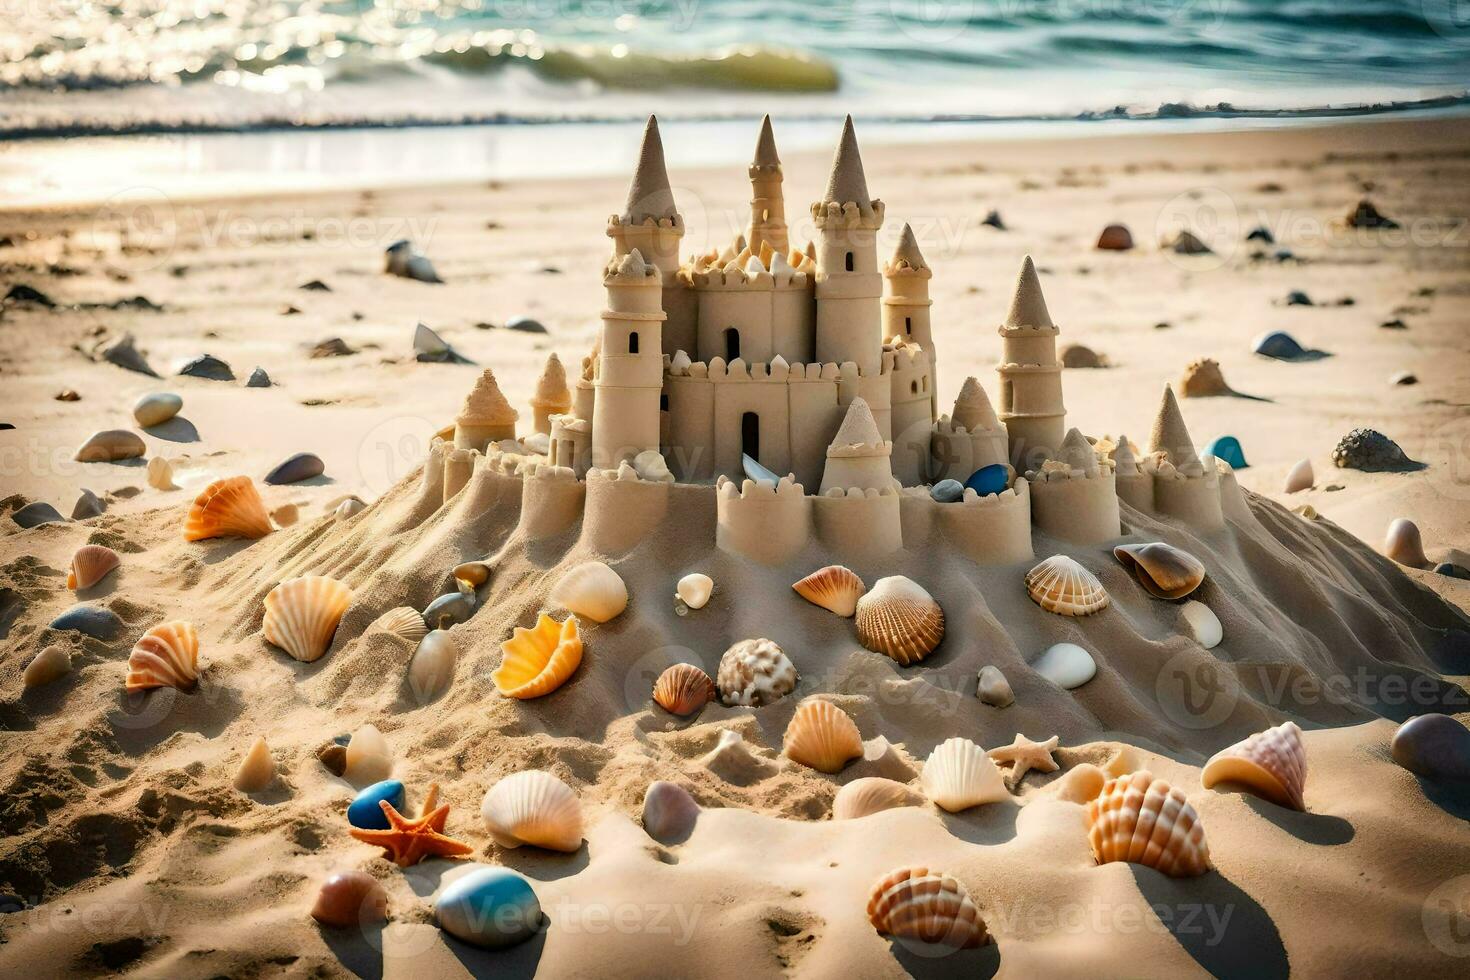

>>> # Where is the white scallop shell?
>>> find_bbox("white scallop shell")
[480,770,584,852]
[833,777,921,820]
[921,737,1009,812]
[1025,555,1110,616]
[549,561,627,623]
[371,606,428,643]
[675,573,714,610]
[262,575,352,663]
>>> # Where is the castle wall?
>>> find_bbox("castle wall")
[696,276,776,364]
[929,418,1010,485]
[886,346,934,487]
[715,475,811,564]
[516,461,586,539]
[581,463,672,555]
[442,447,478,502]
[812,487,902,557]
[1153,463,1225,532]
[1115,471,1155,514]
[936,481,1034,565]
[1030,472,1123,545]
[771,283,816,364]
[814,213,883,374]
[839,364,893,442]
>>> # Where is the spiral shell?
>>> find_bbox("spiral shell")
[1086,770,1211,877]
[652,663,716,716]
[480,770,584,852]
[184,476,273,541]
[369,606,428,643]
[855,576,944,666]
[1113,542,1206,600]
[782,698,863,774]
[1201,721,1306,811]
[263,575,352,663]
[493,613,582,699]
[549,561,627,623]
[716,638,798,707]
[792,565,866,618]
[867,867,990,949]
[921,737,1008,812]
[1025,555,1109,616]
[68,544,119,590]
[126,621,199,692]
[833,777,921,820]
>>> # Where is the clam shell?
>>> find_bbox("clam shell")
[1201,721,1306,811]
[1384,518,1428,568]
[1113,542,1205,600]
[126,621,199,692]
[480,770,584,852]
[652,663,715,716]
[370,606,428,643]
[147,456,177,490]
[549,561,627,623]
[233,736,276,792]
[343,724,393,785]
[184,476,273,541]
[716,638,798,707]
[23,645,71,688]
[408,630,457,702]
[1053,763,1107,804]
[921,737,1008,812]
[792,565,866,617]
[1283,458,1314,493]
[866,867,990,949]
[1086,770,1211,877]
[855,576,944,666]
[675,573,714,610]
[1025,555,1110,616]
[311,870,388,929]
[454,561,492,591]
[67,544,119,590]
[782,698,863,774]
[833,777,921,820]
[493,613,582,699]
[263,575,352,663]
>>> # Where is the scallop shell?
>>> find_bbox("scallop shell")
[855,576,944,665]
[652,663,715,716]
[183,476,273,541]
[1201,721,1306,811]
[1025,555,1110,616]
[1113,542,1205,600]
[68,544,119,590]
[921,737,1008,812]
[480,770,584,852]
[1085,770,1211,877]
[549,561,627,623]
[263,575,352,663]
[126,621,199,692]
[866,867,990,949]
[493,613,582,699]
[833,777,921,820]
[792,565,866,617]
[370,606,428,643]
[782,698,863,774]
[675,573,714,610]
[716,638,798,707]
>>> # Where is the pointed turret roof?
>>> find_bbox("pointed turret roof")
[1113,435,1141,476]
[828,397,884,453]
[532,353,571,409]
[889,223,929,272]
[622,116,679,224]
[951,377,999,432]
[822,115,871,209]
[1058,428,1099,476]
[458,368,519,426]
[753,114,780,168]
[1148,384,1201,470]
[1003,255,1055,330]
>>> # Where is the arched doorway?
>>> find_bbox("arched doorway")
[741,412,759,463]
[724,327,740,361]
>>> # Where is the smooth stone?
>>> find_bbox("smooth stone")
[436,867,542,949]
[246,367,272,387]
[742,453,780,486]
[505,316,548,334]
[50,605,122,640]
[1283,458,1314,493]
[75,429,145,462]
[12,501,65,528]
[23,645,71,687]
[1435,563,1470,581]
[964,463,1008,496]
[71,489,105,520]
[1391,715,1470,782]
[1178,600,1223,649]
[177,354,234,381]
[1252,330,1306,360]
[1389,371,1418,386]
[1285,289,1313,306]
[930,479,964,503]
[1384,518,1429,568]
[386,240,444,283]
[1095,223,1134,250]
[453,562,491,591]
[976,665,1014,708]
[311,870,388,928]
[642,781,701,844]
[334,497,366,520]
[1331,427,1414,471]
[408,630,457,702]
[347,779,406,830]
[265,452,324,485]
[424,591,474,630]
[133,392,182,428]
[271,503,299,527]
[1203,436,1247,470]
[1031,642,1096,690]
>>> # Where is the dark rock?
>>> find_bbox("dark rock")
[1380,318,1407,330]
[1285,290,1313,306]
[5,284,54,307]
[1331,428,1416,471]
[1252,330,1307,359]
[280,304,301,316]
[0,893,24,913]
[71,489,105,519]
[1391,714,1470,781]
[1435,563,1470,581]
[265,452,325,485]
[299,280,331,291]
[12,501,66,528]
[1096,224,1133,250]
[1346,198,1399,229]
[177,354,234,381]
[310,337,356,358]
[99,334,158,376]
[981,209,1006,230]
[50,604,123,640]
[56,388,80,401]
[505,316,548,334]
[1246,226,1275,243]
[246,367,272,387]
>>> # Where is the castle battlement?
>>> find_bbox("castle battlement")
[810,199,886,230]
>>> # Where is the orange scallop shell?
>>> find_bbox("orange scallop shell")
[1201,720,1306,811]
[652,663,715,716]
[493,613,582,699]
[126,621,199,692]
[184,476,273,541]
[866,867,990,949]
[68,544,119,590]
[783,698,863,774]
[792,565,866,617]
[1085,770,1210,877]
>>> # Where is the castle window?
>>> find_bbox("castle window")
[922,377,929,393]
[845,251,854,272]
[742,412,760,463]
[904,316,912,335]
[660,394,669,411]
[911,380,919,395]
[628,331,640,354]
[724,327,740,361]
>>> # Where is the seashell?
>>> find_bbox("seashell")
[371,606,428,643]
[1086,770,1211,877]
[1201,721,1306,811]
[480,770,584,852]
[50,604,122,639]
[675,573,713,610]
[344,723,393,785]
[855,576,944,666]
[976,666,1013,708]
[147,456,177,490]
[263,575,352,663]
[782,698,863,773]
[233,736,276,792]
[348,779,406,830]
[67,544,119,590]
[454,561,491,591]
[642,781,701,844]
[921,737,1009,812]
[1203,435,1247,470]
[1112,542,1205,600]
[312,870,388,929]
[1025,555,1109,616]
[1283,458,1313,493]
[1031,642,1096,689]
[1096,223,1133,250]
[652,663,715,716]
[133,392,182,428]
[424,591,474,629]
[1392,714,1470,782]
[716,638,798,707]
[867,867,990,949]
[184,476,273,541]
[1179,358,1231,397]
[23,645,71,688]
[792,565,866,618]
[833,777,921,820]
[264,452,324,485]
[1054,763,1107,804]
[549,561,627,623]
[435,867,540,950]
[408,630,457,702]
[334,496,366,520]
[1178,600,1222,649]
[126,621,199,693]
[493,614,582,699]
[75,429,145,463]
[1384,518,1428,568]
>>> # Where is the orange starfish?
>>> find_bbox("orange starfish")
[348,783,475,868]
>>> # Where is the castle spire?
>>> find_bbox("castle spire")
[819,397,895,494]
[1004,255,1054,330]
[753,113,780,167]
[454,367,519,451]
[622,116,678,225]
[830,397,884,451]
[890,223,929,272]
[530,353,572,435]
[1148,384,1201,471]
[951,377,999,432]
[822,115,871,209]
[746,114,788,254]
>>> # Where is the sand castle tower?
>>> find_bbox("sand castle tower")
[819,397,895,494]
[746,115,788,254]
[530,353,572,435]
[548,346,596,477]
[591,249,665,470]
[812,116,885,374]
[931,376,1010,484]
[883,224,935,374]
[1027,427,1121,544]
[996,256,1066,469]
[454,368,518,452]
[1147,384,1224,530]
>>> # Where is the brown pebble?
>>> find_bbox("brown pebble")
[317,743,348,777]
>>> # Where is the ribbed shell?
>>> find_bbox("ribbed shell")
[652,663,716,716]
[370,606,428,643]
[126,621,199,692]
[183,476,273,541]
[921,737,1009,812]
[1113,542,1206,600]
[833,777,921,820]
[549,561,627,623]
[783,699,863,774]
[866,867,990,949]
[1025,555,1110,616]
[262,575,352,663]
[792,565,867,617]
[68,544,119,590]
[855,576,945,665]
[493,614,582,699]
[716,638,798,707]
[1201,721,1306,811]
[480,770,584,852]
[1086,770,1211,877]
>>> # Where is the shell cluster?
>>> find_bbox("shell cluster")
[1201,721,1306,811]
[792,565,866,617]
[1113,542,1206,600]
[480,770,584,852]
[1086,770,1210,877]
[1025,555,1110,616]
[263,575,352,663]
[782,698,863,773]
[866,867,990,949]
[126,621,199,693]
[716,638,798,707]
[494,614,583,699]
[184,476,273,541]
[855,576,944,666]
[652,663,716,716]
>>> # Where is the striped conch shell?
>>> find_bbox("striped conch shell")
[263,575,352,663]
[184,476,273,541]
[1201,721,1306,811]
[782,698,863,774]
[1086,770,1211,877]
[1025,555,1110,616]
[370,606,428,643]
[480,770,584,852]
[126,621,199,692]
[1113,542,1206,600]
[68,544,119,590]
[867,867,990,949]
[792,565,866,617]
[493,613,582,699]
[833,777,921,820]
[652,663,715,716]
[549,561,627,623]
[921,737,1009,812]
[855,576,944,666]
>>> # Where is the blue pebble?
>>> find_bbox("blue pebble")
[1203,436,1247,470]
[930,479,964,503]
[964,464,1009,497]
[1252,330,1306,360]
[50,604,122,640]
[424,591,474,630]
[742,453,780,486]
[436,866,543,949]
[347,779,406,830]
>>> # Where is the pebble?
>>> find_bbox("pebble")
[424,591,474,630]
[1379,318,1407,330]
[75,429,146,463]
[1389,371,1417,386]
[1435,563,1470,581]
[1283,458,1314,493]
[147,456,177,491]
[246,367,273,387]
[1031,642,1096,689]
[505,316,548,334]
[1178,600,1223,649]
[101,334,159,376]
[265,452,324,485]
[347,779,406,830]
[177,354,234,381]
[1346,198,1398,229]
[1059,343,1105,368]
[1285,289,1313,306]
[1163,229,1211,254]
[50,605,122,640]
[642,781,701,844]
[55,388,80,401]
[1095,224,1133,250]
[12,501,65,528]
[1391,714,1470,782]
[976,665,1014,707]
[133,392,182,428]
[1384,518,1428,568]
[1252,330,1307,360]
[23,646,71,688]
[310,337,356,358]
[1331,428,1414,471]
[981,209,1006,230]
[1203,436,1247,470]
[930,479,964,503]
[1245,226,1275,243]
[385,240,443,283]
[6,283,54,306]
[334,497,366,520]
[964,464,1008,496]
[271,503,300,527]
[435,867,542,950]
[71,489,105,520]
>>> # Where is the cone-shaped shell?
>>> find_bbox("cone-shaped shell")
[184,476,273,541]
[311,870,388,929]
[1086,770,1211,877]
[921,737,1009,812]
[833,777,921,820]
[855,576,944,666]
[866,867,990,949]
[493,613,582,699]
[1113,542,1206,600]
[126,621,199,692]
[783,699,863,774]
[68,544,119,590]
[233,736,276,792]
[652,663,715,716]
[1025,556,1110,616]
[792,565,866,618]
[344,723,393,785]
[1201,721,1306,811]
[370,606,428,643]
[480,770,584,852]
[549,561,627,623]
[263,575,352,663]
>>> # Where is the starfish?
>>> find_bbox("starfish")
[348,783,475,868]
[987,734,1061,788]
